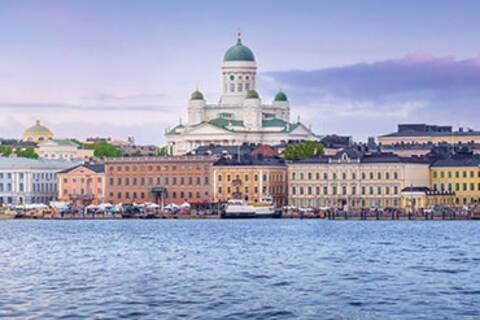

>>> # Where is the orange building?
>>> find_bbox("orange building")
[57,163,105,206]
[213,155,288,207]
[104,156,216,205]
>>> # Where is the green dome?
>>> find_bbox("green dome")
[224,39,255,62]
[25,120,52,134]
[274,91,288,102]
[246,90,259,99]
[190,90,204,100]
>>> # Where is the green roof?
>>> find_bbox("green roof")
[50,139,77,146]
[165,124,185,136]
[262,118,288,128]
[246,90,259,99]
[208,118,244,130]
[274,91,288,102]
[190,90,204,100]
[224,39,255,62]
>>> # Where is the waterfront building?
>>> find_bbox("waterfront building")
[104,156,216,205]
[378,124,480,146]
[165,31,318,155]
[400,186,456,210]
[213,155,288,207]
[0,157,76,205]
[57,163,105,206]
[37,139,94,160]
[287,150,430,209]
[22,120,54,143]
[430,157,480,205]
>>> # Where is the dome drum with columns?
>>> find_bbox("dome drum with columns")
[165,31,318,155]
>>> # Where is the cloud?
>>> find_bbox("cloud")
[261,53,480,139]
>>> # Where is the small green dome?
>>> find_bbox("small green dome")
[274,91,288,102]
[190,90,204,100]
[25,120,52,134]
[224,39,255,62]
[246,90,259,99]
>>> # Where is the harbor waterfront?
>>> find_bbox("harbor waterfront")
[1,220,479,319]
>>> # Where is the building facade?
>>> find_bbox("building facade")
[165,31,318,155]
[400,187,456,210]
[0,157,76,205]
[37,139,94,160]
[104,156,216,205]
[379,123,480,146]
[287,151,430,209]
[57,163,105,206]
[430,157,480,205]
[213,156,288,207]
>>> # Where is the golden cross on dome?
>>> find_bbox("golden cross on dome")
[236,28,241,41]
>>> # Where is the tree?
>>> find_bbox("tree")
[283,141,324,160]
[15,147,39,159]
[93,141,123,158]
[0,145,13,157]
[158,146,170,156]
[132,150,142,156]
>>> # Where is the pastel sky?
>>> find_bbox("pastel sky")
[0,0,479,144]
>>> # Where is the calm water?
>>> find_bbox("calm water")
[1,220,479,320]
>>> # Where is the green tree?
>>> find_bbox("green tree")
[132,150,142,156]
[283,141,324,160]
[15,147,39,159]
[158,146,170,156]
[93,142,123,158]
[0,145,13,157]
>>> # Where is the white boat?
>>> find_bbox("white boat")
[223,196,280,218]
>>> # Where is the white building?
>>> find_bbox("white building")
[165,31,318,155]
[0,157,77,205]
[37,139,94,160]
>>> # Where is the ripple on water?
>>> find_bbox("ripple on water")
[1,220,480,319]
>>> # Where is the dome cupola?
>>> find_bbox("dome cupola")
[246,90,259,99]
[224,31,255,62]
[274,90,288,102]
[190,89,204,100]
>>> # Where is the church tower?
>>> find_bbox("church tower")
[187,89,206,124]
[219,31,257,105]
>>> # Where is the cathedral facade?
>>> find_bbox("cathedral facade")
[165,32,318,155]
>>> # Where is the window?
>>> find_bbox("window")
[394,172,398,179]
[291,172,296,180]
[205,176,209,185]
[385,172,390,180]
[440,171,445,178]
[262,175,267,181]
[196,176,201,185]
[377,172,381,180]
[230,83,235,92]
[342,186,347,195]
[352,186,356,195]
[369,172,374,179]
[238,83,243,92]
[308,172,312,180]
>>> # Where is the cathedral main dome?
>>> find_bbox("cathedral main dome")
[224,33,255,62]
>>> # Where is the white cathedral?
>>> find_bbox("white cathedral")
[165,32,318,155]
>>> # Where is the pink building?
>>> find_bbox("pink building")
[57,163,105,206]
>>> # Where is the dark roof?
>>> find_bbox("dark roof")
[381,124,480,138]
[401,186,431,192]
[431,157,480,167]
[401,186,455,196]
[214,155,286,167]
[58,163,105,174]
[288,150,429,165]
[320,135,352,148]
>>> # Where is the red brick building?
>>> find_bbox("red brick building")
[104,156,216,205]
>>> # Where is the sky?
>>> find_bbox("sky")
[0,0,479,144]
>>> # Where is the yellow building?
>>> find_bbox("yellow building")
[400,187,456,210]
[288,150,431,209]
[430,158,480,205]
[213,156,287,207]
[23,120,54,143]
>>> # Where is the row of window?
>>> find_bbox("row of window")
[109,175,209,187]
[63,177,102,184]
[433,170,480,179]
[109,191,208,200]
[217,173,284,183]
[433,182,480,192]
[218,186,283,195]
[291,171,399,181]
[293,198,400,208]
[291,185,399,196]
[64,188,103,196]
[110,164,209,172]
